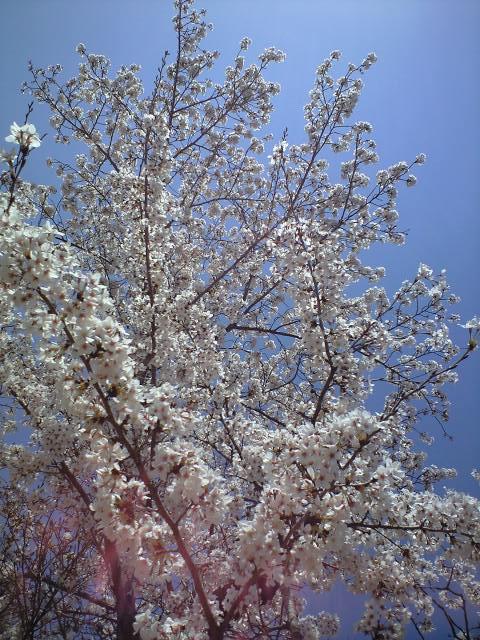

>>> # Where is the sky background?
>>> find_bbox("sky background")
[1,1,479,638]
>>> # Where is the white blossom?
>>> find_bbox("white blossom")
[460,315,480,330]
[5,121,41,150]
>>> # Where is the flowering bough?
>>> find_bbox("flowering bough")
[0,1,479,639]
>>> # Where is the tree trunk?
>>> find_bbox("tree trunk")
[104,540,139,640]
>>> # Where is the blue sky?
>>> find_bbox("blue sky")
[1,1,479,637]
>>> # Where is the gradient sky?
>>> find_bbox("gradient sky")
[1,1,479,638]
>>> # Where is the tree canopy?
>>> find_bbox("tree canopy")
[1,1,479,638]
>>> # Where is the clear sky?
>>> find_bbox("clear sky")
[1,1,479,638]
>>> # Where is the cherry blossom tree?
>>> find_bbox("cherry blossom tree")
[1,1,479,638]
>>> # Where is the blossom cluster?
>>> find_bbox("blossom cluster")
[5,121,41,150]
